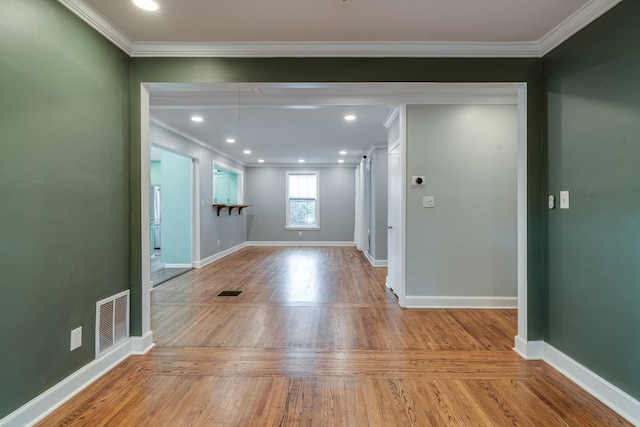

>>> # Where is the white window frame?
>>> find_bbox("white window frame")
[285,170,320,230]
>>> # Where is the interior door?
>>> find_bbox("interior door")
[387,141,405,306]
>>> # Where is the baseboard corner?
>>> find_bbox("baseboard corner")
[513,336,544,360]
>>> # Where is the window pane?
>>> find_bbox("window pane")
[288,174,317,199]
[290,200,316,226]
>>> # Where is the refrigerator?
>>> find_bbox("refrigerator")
[151,186,161,249]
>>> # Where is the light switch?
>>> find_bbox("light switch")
[423,196,435,208]
[560,191,570,209]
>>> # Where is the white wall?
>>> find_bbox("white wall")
[405,104,517,302]
[246,166,356,242]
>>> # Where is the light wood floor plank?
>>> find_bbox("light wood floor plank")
[38,247,631,426]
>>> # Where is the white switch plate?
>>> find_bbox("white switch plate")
[423,196,435,208]
[70,326,82,351]
[560,191,570,209]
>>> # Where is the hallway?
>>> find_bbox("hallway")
[39,247,629,426]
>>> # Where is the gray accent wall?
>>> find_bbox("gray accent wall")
[246,166,355,242]
[150,123,247,258]
[405,105,517,298]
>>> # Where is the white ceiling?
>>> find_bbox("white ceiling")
[58,0,621,166]
[148,82,518,166]
[60,0,621,57]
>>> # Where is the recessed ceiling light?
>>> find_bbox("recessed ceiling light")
[258,159,265,163]
[338,159,345,163]
[191,116,203,122]
[243,150,251,154]
[344,115,356,122]
[226,138,236,143]
[133,0,159,11]
[339,150,347,155]
[298,159,305,163]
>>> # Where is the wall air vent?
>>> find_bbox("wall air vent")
[95,290,130,358]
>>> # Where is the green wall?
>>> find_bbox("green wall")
[544,1,640,399]
[129,57,546,339]
[0,0,130,418]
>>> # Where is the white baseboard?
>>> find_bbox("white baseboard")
[543,344,639,425]
[0,339,133,427]
[194,242,248,268]
[511,339,639,425]
[513,335,544,360]
[163,263,192,268]
[130,331,155,355]
[405,295,517,309]
[363,250,388,267]
[246,241,355,247]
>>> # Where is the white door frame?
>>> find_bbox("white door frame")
[138,82,529,356]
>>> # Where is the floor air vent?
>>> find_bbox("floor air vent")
[95,290,130,358]
[217,290,242,296]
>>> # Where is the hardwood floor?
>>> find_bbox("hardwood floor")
[38,247,630,426]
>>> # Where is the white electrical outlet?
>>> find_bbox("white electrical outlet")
[423,196,435,208]
[298,231,303,236]
[70,327,82,351]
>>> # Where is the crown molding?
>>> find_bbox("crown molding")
[538,0,623,56]
[130,41,540,58]
[58,0,134,54]
[60,0,621,58]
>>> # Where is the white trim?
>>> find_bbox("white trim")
[193,242,248,268]
[538,0,624,56]
[363,250,388,267]
[513,336,545,360]
[246,241,355,247]
[213,160,245,205]
[192,159,201,265]
[0,339,132,427]
[60,0,621,58]
[56,0,134,54]
[163,263,192,269]
[544,344,640,425]
[397,107,407,308]
[383,107,400,130]
[285,170,320,230]
[405,296,517,309]
[130,41,541,58]
[130,331,155,355]
[140,85,152,337]
[513,341,640,425]
[516,83,529,342]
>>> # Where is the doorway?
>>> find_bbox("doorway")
[149,145,194,286]
[138,82,529,354]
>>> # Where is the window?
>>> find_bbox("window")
[286,171,319,229]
